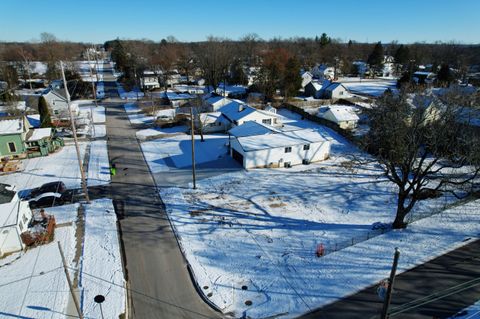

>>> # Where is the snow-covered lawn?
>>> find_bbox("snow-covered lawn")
[0,205,77,319]
[145,109,480,318]
[340,78,398,97]
[141,134,229,172]
[76,102,105,123]
[0,199,125,319]
[80,198,125,318]
[136,125,188,140]
[0,143,88,191]
[87,140,111,187]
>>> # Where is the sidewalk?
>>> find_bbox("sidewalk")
[300,239,480,319]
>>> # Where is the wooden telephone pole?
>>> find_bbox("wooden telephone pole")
[58,241,83,319]
[60,61,90,202]
[190,107,196,189]
[381,247,400,319]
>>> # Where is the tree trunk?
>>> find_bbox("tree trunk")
[392,191,409,229]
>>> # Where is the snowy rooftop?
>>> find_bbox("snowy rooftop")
[325,82,347,92]
[218,101,257,122]
[199,112,228,124]
[236,128,328,152]
[27,128,52,142]
[206,95,232,106]
[228,121,279,137]
[0,118,24,135]
[324,105,359,122]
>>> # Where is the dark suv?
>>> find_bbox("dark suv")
[28,181,67,199]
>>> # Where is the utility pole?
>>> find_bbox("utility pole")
[381,247,400,319]
[86,49,97,137]
[61,61,90,202]
[190,107,196,189]
[58,241,84,319]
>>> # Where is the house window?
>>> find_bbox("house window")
[303,144,310,150]
[339,91,344,96]
[262,119,272,125]
[285,147,292,153]
[7,142,16,153]
[284,162,292,168]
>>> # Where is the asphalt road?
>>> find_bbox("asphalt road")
[301,239,480,319]
[104,102,221,319]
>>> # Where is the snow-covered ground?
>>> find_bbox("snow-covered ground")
[136,125,188,140]
[143,109,480,318]
[124,103,154,124]
[141,134,229,172]
[0,205,77,318]
[450,301,480,318]
[0,143,88,191]
[80,198,125,318]
[87,140,110,187]
[0,199,125,318]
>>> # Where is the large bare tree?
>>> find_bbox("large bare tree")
[365,89,480,229]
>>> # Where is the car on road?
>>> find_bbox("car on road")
[27,181,67,199]
[28,192,65,209]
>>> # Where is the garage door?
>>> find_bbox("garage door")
[232,149,244,165]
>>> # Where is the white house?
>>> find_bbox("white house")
[140,71,160,90]
[320,105,360,130]
[311,64,335,80]
[205,95,232,112]
[301,71,313,88]
[195,112,229,133]
[41,88,79,119]
[0,184,33,257]
[218,100,280,128]
[323,83,349,100]
[230,128,330,169]
[304,79,330,99]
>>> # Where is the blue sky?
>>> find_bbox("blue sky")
[1,0,479,43]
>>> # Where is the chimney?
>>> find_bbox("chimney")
[238,104,244,112]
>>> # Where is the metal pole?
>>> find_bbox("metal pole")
[99,303,104,319]
[381,247,400,319]
[58,241,84,319]
[190,107,196,189]
[86,50,97,137]
[61,61,90,202]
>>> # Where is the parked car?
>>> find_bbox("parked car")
[27,181,67,199]
[29,192,65,209]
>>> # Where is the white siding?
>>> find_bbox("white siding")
[231,139,330,169]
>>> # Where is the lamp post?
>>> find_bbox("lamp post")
[94,294,105,319]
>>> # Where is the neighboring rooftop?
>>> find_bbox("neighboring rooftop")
[323,105,360,122]
[27,128,52,142]
[228,121,279,137]
[236,129,328,152]
[0,118,24,135]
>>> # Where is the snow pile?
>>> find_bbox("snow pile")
[87,140,110,187]
[80,198,125,318]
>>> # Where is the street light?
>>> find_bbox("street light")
[94,294,105,319]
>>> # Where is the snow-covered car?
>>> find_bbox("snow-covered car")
[28,192,65,209]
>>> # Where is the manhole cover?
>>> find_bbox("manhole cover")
[207,292,213,297]
[241,285,248,290]
[203,286,209,290]
[245,300,252,306]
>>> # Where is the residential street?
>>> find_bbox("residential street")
[104,102,221,319]
[301,239,480,319]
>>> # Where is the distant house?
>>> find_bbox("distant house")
[25,127,64,158]
[218,100,280,128]
[320,105,360,130]
[215,84,247,98]
[323,83,349,100]
[195,112,229,133]
[301,71,313,88]
[304,80,330,99]
[311,64,335,80]
[140,71,160,90]
[204,95,232,112]
[229,126,331,169]
[40,88,79,119]
[0,117,30,160]
[0,184,33,257]
[413,72,436,85]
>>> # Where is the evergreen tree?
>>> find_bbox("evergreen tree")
[394,45,410,65]
[367,42,384,77]
[283,56,302,99]
[319,33,330,47]
[229,59,248,85]
[38,96,52,128]
[437,63,454,87]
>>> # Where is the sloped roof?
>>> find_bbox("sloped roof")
[324,82,347,92]
[228,121,278,137]
[236,129,328,152]
[206,96,232,107]
[0,118,24,135]
[324,105,359,122]
[218,100,257,122]
[27,128,52,142]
